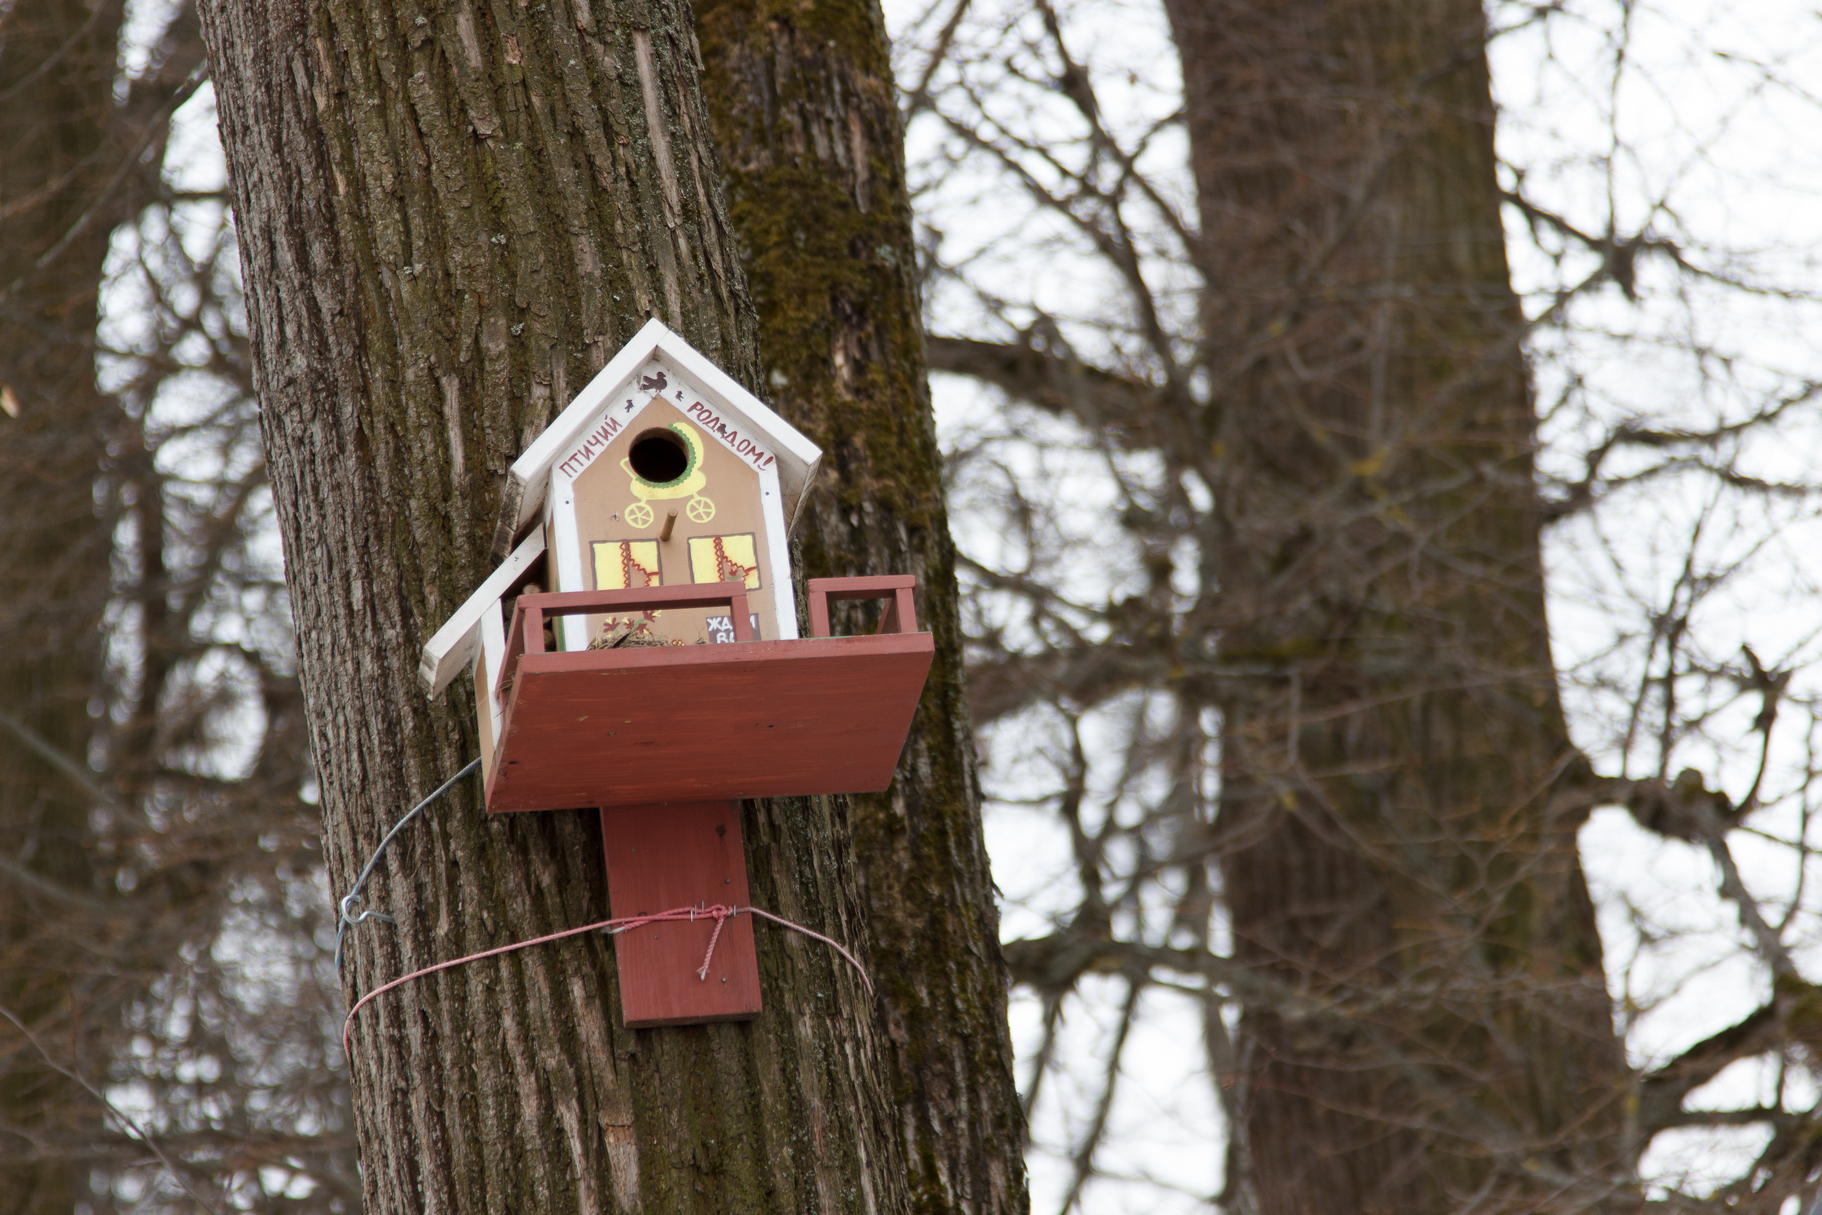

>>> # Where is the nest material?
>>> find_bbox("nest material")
[590,618,682,650]
[500,616,700,701]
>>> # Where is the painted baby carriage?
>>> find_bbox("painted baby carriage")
[621,421,714,528]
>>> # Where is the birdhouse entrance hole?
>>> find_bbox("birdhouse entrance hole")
[628,428,689,483]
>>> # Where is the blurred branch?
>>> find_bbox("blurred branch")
[1608,769,1800,978]
[927,334,1162,447]
[1543,385,1822,520]
[901,0,972,120]
[1057,977,1141,1215]
[0,61,207,305]
[0,708,140,826]
[1501,186,1683,302]
[0,1002,223,1214]
[1636,1002,1782,1133]
[0,854,109,913]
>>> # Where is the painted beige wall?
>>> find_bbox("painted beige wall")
[571,399,782,645]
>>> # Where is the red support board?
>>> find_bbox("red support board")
[600,801,762,1027]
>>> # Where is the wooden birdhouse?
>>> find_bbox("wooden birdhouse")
[419,320,932,1027]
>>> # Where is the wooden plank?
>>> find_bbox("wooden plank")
[806,574,918,638]
[509,583,754,684]
[419,529,546,696]
[806,574,917,595]
[600,801,761,1027]
[484,632,934,813]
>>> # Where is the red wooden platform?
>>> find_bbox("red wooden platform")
[480,577,930,1028]
[484,579,933,814]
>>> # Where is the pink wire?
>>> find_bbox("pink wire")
[342,903,873,1056]
[695,907,729,980]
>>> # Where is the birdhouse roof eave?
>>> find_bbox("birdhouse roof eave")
[419,529,547,698]
[500,319,822,542]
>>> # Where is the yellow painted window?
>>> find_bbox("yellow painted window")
[594,539,662,590]
[687,533,761,590]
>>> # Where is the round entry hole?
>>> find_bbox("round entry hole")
[629,429,688,482]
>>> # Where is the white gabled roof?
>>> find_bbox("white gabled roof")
[498,318,823,547]
[419,529,546,697]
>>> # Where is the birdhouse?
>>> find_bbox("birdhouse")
[419,320,933,1027]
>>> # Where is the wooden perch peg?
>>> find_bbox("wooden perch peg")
[660,511,677,541]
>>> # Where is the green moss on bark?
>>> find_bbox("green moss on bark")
[697,2,1028,1212]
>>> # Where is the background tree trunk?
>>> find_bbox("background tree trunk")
[694,1,1028,1211]
[199,1,916,1209]
[0,1,126,1205]
[1161,0,1632,1209]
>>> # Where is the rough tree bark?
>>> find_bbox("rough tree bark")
[199,1,917,1209]
[0,1,126,1205]
[1161,0,1631,1210]
[694,1,1027,1211]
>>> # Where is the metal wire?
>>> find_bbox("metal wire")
[334,758,482,970]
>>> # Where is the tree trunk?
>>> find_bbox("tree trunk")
[199,1,911,1209]
[1160,0,1631,1210]
[694,1,1027,1211]
[0,1,125,1206]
